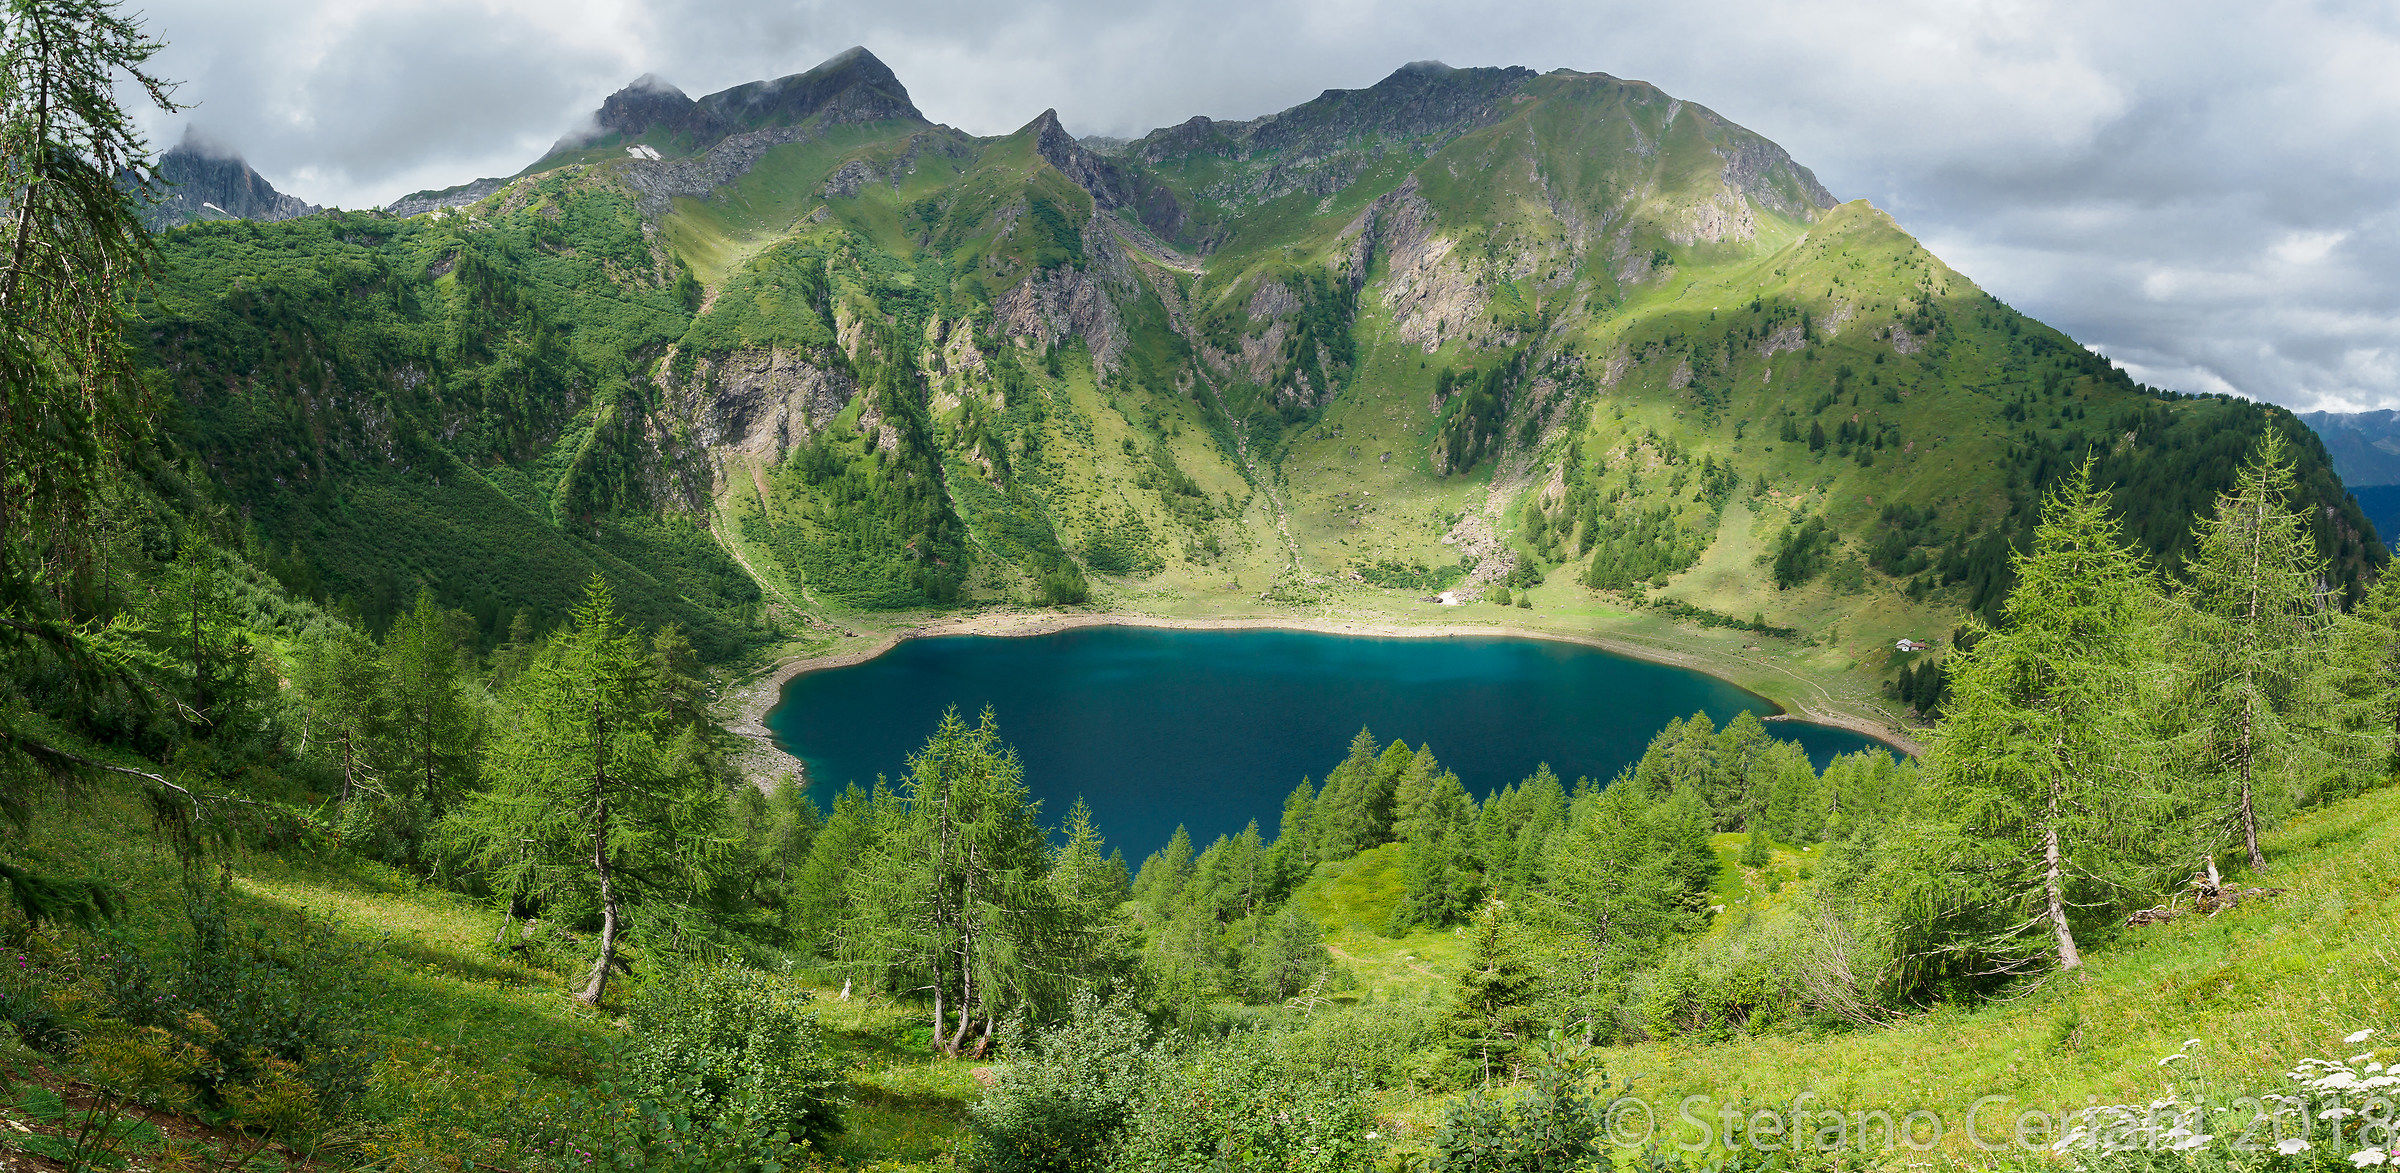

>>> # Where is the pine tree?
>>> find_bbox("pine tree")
[1931,463,2171,973]
[2177,432,2334,868]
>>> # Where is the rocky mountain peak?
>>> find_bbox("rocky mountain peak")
[592,74,701,141]
[693,46,922,133]
[136,130,320,230]
[548,47,924,165]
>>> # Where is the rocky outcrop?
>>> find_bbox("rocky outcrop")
[385,177,505,218]
[990,210,1138,369]
[659,346,858,492]
[1342,177,1484,352]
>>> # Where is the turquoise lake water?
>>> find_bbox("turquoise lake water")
[764,626,1890,858]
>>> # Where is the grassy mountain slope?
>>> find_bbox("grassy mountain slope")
[133,52,2380,723]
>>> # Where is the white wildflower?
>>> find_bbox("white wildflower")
[2169,1133,2213,1152]
[2323,1107,2357,1121]
[2279,1139,2313,1156]
[2346,1029,2376,1044]
[2160,1053,2186,1065]
[2349,1149,2388,1168]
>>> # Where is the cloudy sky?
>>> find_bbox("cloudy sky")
[129,0,2400,412]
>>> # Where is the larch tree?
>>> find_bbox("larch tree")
[2328,568,2400,786]
[0,0,185,923]
[1931,463,2171,973]
[2176,431,2334,868]
[1536,784,1679,1040]
[383,590,477,825]
[842,708,1067,1058]
[460,577,724,1006]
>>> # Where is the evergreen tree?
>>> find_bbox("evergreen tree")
[1650,783,1720,916]
[1263,778,1317,901]
[0,0,178,721]
[1442,898,1538,1085]
[1245,906,1332,1002]
[1052,797,1127,920]
[1931,463,2171,973]
[1311,728,1399,857]
[1537,785,1679,1041]
[382,590,477,839]
[1392,765,1479,931]
[843,708,1069,1057]
[1740,824,1769,868]
[299,623,387,804]
[1131,824,1194,912]
[788,780,879,953]
[2176,432,2334,868]
[458,577,724,1005]
[2328,568,2400,788]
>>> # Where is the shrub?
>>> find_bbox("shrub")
[619,962,843,1149]
[966,991,1158,1173]
[1112,1033,1379,1173]
[1430,1038,1605,1173]
[100,892,381,1116]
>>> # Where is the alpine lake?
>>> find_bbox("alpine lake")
[765,625,1892,857]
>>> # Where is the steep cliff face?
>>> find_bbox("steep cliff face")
[659,346,859,493]
[138,136,320,229]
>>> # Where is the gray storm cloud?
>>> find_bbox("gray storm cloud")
[122,0,2400,412]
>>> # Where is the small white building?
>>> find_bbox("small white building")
[1894,638,1929,653]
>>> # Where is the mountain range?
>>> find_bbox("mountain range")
[128,48,2379,708]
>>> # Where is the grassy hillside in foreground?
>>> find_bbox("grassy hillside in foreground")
[13,766,2376,1168]
[0,779,987,1171]
[1288,788,2400,1156]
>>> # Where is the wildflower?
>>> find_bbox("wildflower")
[2279,1139,2312,1156]
[2349,1149,2389,1168]
[2159,1053,2186,1065]
[2347,1030,2377,1045]
[2168,1133,2212,1152]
